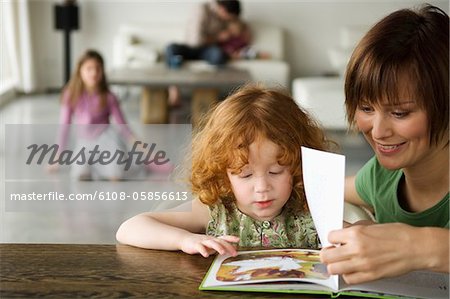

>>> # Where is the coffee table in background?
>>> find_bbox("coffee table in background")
[109,65,252,125]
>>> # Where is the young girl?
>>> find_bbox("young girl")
[116,85,333,256]
[53,49,170,180]
[52,49,135,180]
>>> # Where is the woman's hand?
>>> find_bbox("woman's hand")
[179,234,239,258]
[320,223,432,284]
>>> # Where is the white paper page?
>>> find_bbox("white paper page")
[301,147,345,247]
[301,147,345,290]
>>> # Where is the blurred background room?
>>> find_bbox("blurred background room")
[1,0,448,244]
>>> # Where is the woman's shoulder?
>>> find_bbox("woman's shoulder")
[359,156,402,180]
[355,156,403,205]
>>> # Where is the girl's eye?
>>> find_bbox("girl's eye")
[269,167,285,175]
[239,173,252,178]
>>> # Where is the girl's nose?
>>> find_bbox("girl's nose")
[254,175,270,193]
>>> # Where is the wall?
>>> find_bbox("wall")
[29,0,449,90]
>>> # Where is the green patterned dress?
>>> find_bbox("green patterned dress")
[206,199,319,249]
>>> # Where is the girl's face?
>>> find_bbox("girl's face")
[355,98,433,171]
[227,138,293,221]
[79,58,103,91]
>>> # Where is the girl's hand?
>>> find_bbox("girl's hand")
[179,234,239,258]
[320,223,424,284]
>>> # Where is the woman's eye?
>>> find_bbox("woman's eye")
[359,105,374,113]
[392,111,409,118]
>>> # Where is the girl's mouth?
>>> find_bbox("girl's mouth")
[254,200,274,209]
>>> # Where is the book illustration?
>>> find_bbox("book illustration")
[216,250,329,282]
[202,248,337,291]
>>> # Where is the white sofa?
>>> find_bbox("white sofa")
[292,76,347,130]
[111,21,290,88]
[292,26,369,130]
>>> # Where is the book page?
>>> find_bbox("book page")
[301,147,345,291]
[201,249,337,291]
[341,270,449,299]
[301,147,345,247]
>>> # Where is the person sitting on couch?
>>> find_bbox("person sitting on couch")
[165,0,247,106]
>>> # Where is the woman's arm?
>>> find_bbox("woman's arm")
[345,176,373,211]
[116,198,239,257]
[320,223,449,284]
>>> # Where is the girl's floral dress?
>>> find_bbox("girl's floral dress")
[206,199,319,249]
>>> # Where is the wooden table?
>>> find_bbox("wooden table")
[0,244,327,298]
[109,65,251,125]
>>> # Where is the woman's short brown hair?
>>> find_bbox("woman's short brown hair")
[190,84,331,212]
[345,5,449,145]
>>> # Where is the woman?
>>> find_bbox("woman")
[320,4,449,284]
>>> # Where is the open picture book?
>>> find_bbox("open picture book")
[199,248,449,299]
[199,148,449,299]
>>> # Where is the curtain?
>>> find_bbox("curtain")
[1,0,36,95]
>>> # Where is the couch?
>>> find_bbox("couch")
[112,21,290,88]
[292,26,369,130]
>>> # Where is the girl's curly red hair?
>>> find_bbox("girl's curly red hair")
[190,84,332,212]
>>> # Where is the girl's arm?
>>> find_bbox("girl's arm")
[57,91,73,150]
[48,91,72,173]
[116,198,239,257]
[320,223,449,284]
[108,93,135,143]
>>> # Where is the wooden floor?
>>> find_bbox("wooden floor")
[0,92,373,244]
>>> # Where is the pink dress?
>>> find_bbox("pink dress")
[57,90,133,179]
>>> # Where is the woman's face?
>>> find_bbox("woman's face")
[355,97,433,171]
[79,58,103,91]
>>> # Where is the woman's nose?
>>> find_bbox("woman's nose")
[370,113,392,139]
